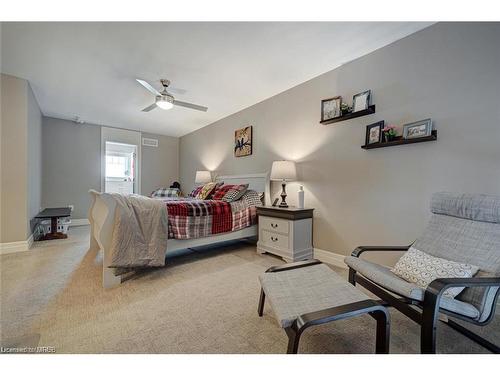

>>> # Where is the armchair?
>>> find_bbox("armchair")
[345,192,500,353]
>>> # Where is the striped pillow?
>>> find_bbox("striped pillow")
[188,186,203,198]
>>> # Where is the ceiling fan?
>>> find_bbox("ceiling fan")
[136,78,208,113]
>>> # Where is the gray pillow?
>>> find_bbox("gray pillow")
[391,246,479,298]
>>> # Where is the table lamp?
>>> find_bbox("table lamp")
[270,160,297,208]
[195,170,212,184]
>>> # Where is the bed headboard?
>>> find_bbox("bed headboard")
[216,173,270,205]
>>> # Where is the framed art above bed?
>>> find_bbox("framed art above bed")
[234,126,253,157]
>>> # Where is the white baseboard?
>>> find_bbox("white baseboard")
[314,248,347,269]
[70,219,90,226]
[0,234,34,255]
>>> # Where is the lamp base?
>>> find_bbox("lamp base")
[279,182,288,208]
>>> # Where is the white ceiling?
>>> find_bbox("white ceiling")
[1,22,432,137]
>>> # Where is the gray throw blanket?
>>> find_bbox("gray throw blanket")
[108,193,168,275]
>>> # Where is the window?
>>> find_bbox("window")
[105,153,133,178]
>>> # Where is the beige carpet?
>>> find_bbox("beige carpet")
[1,226,498,354]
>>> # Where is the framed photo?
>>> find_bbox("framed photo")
[365,121,384,145]
[234,126,252,157]
[321,96,342,121]
[352,90,371,112]
[402,119,432,139]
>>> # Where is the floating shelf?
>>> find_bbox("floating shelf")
[320,105,376,125]
[361,130,437,150]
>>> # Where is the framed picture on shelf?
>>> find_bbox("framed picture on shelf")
[365,121,384,145]
[402,119,432,139]
[234,125,253,157]
[352,90,371,112]
[321,96,342,122]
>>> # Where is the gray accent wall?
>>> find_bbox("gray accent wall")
[141,132,179,196]
[41,119,179,219]
[179,23,500,264]
[42,117,102,220]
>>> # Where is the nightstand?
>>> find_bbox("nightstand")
[256,206,314,262]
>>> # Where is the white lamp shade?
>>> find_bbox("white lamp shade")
[195,170,212,184]
[270,160,297,181]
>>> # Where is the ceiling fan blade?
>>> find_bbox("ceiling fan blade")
[136,79,161,96]
[168,86,187,95]
[173,100,208,112]
[141,103,157,112]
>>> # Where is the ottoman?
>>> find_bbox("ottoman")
[258,259,390,354]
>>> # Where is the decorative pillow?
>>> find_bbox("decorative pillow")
[221,184,249,202]
[391,246,479,299]
[188,185,203,198]
[212,184,246,200]
[241,190,263,206]
[151,187,180,198]
[206,181,224,199]
[196,182,218,200]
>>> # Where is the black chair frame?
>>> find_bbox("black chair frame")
[348,246,500,354]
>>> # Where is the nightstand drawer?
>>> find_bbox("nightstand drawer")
[261,230,289,250]
[259,216,289,235]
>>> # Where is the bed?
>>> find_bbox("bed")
[88,173,270,288]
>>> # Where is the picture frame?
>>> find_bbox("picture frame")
[365,120,384,145]
[234,125,253,157]
[402,118,433,139]
[321,96,342,122]
[352,90,371,112]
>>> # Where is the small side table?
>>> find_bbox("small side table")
[256,206,314,262]
[35,207,71,240]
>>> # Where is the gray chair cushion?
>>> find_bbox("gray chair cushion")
[413,208,500,321]
[344,256,480,320]
[431,192,500,224]
[259,264,368,328]
[415,214,500,273]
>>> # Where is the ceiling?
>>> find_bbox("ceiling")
[1,22,433,137]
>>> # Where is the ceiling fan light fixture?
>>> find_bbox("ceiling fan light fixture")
[156,95,174,110]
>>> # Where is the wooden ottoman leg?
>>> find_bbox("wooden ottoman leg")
[285,326,302,354]
[370,309,390,354]
[258,288,265,317]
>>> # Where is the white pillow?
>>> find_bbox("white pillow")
[391,246,479,299]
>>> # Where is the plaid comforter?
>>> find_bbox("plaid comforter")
[157,198,257,239]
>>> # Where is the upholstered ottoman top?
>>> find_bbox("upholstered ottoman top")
[259,264,368,327]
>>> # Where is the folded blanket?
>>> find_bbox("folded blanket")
[109,193,168,274]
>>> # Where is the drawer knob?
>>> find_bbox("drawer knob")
[271,223,278,228]
[271,236,278,242]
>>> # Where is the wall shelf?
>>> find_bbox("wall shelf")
[361,130,437,150]
[320,105,376,125]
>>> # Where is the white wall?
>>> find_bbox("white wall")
[179,23,500,265]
